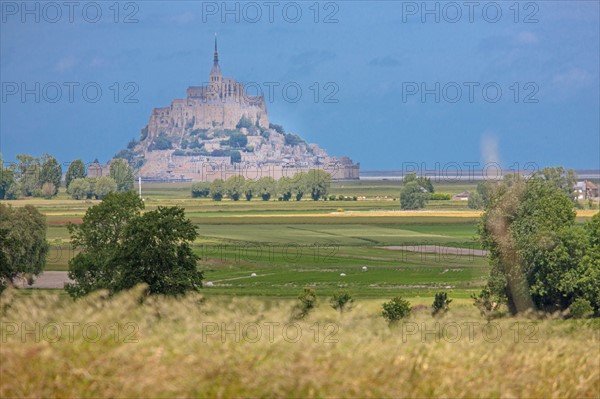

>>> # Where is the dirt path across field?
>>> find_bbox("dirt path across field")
[16,271,73,289]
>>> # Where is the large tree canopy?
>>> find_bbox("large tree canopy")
[479,173,599,315]
[0,204,48,291]
[66,192,202,298]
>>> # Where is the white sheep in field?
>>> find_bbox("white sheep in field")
[362,266,368,272]
[250,273,257,277]
[340,273,346,277]
[205,281,214,287]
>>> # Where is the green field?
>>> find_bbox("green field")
[7,180,598,298]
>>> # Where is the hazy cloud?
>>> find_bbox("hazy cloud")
[369,55,401,67]
[55,56,78,72]
[551,67,593,89]
[516,31,539,45]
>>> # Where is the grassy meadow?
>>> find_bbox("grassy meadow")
[1,287,599,398]
[2,179,599,397]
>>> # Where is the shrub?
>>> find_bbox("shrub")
[291,288,317,320]
[243,181,255,201]
[148,134,172,151]
[255,177,276,201]
[140,126,149,141]
[400,182,428,210]
[230,150,242,164]
[41,182,56,198]
[191,182,210,198]
[328,195,337,201]
[330,291,353,314]
[381,297,411,325]
[210,179,225,201]
[68,178,92,200]
[224,131,248,148]
[569,298,594,319]
[429,193,451,200]
[94,176,117,199]
[432,292,452,316]
[471,288,502,320]
[269,123,285,134]
[236,116,253,129]
[225,176,245,201]
[284,133,305,147]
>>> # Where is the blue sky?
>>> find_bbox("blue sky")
[1,1,598,170]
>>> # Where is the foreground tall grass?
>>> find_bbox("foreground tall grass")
[1,287,598,398]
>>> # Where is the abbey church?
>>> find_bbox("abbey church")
[113,36,359,182]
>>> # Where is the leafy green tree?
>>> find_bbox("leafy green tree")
[256,177,276,201]
[468,181,494,210]
[225,175,245,201]
[68,178,92,200]
[330,291,354,314]
[533,166,578,202]
[479,173,599,315]
[191,182,211,198]
[277,177,293,201]
[400,182,428,209]
[111,206,203,295]
[94,176,117,199]
[65,159,86,188]
[404,173,434,193]
[292,172,307,201]
[16,154,40,196]
[210,179,225,201]
[66,192,144,297]
[243,180,255,201]
[109,159,134,192]
[0,156,18,200]
[0,204,48,291]
[66,192,202,297]
[432,292,452,316]
[305,169,331,201]
[381,296,411,326]
[38,154,62,196]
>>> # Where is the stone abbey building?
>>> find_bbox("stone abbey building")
[148,36,269,135]
[117,36,359,182]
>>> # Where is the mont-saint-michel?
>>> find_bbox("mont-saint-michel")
[112,37,359,182]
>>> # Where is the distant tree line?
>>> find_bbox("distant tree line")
[0,154,135,200]
[192,170,332,201]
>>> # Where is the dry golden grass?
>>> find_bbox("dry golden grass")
[1,287,599,398]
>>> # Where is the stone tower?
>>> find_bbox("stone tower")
[209,34,222,100]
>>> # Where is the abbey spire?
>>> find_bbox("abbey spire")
[213,33,219,65]
[210,33,222,77]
